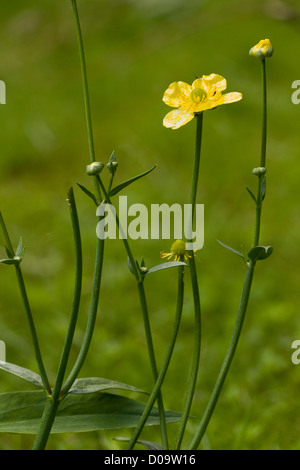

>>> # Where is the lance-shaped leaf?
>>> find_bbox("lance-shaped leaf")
[0,391,181,434]
[69,377,146,395]
[0,361,43,388]
[145,261,187,276]
[77,183,99,206]
[108,165,156,198]
[217,240,245,260]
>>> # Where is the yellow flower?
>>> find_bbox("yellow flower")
[160,239,196,262]
[249,39,273,59]
[162,73,242,129]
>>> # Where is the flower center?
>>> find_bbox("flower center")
[190,88,207,103]
[171,240,186,256]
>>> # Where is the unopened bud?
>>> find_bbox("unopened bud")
[86,162,104,176]
[249,39,273,59]
[252,167,267,176]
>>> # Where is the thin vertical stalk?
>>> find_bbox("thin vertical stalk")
[175,113,203,448]
[61,237,104,395]
[71,0,96,165]
[260,59,267,168]
[189,262,255,449]
[95,175,168,448]
[189,59,270,450]
[0,212,51,395]
[32,187,83,450]
[126,265,185,450]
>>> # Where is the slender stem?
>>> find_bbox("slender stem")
[71,0,96,165]
[96,175,168,448]
[176,113,203,448]
[190,113,203,220]
[61,237,104,395]
[15,267,51,395]
[32,187,83,450]
[137,280,169,450]
[52,187,83,399]
[126,265,185,450]
[260,59,267,167]
[189,59,269,450]
[32,397,60,450]
[0,212,51,395]
[189,262,255,450]
[176,255,201,449]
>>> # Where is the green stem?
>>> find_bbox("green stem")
[32,187,83,450]
[176,112,203,448]
[176,255,201,449]
[189,261,255,450]
[0,212,51,395]
[126,265,185,450]
[96,175,168,448]
[189,59,269,450]
[260,59,267,168]
[61,237,104,395]
[137,280,169,450]
[71,0,96,165]
[32,397,60,450]
[52,187,83,399]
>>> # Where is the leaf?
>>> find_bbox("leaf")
[246,187,256,203]
[15,237,24,259]
[0,258,19,266]
[217,240,245,259]
[108,165,156,198]
[77,183,99,206]
[69,377,146,395]
[0,362,43,388]
[114,437,162,450]
[145,261,187,275]
[248,245,273,262]
[0,391,181,434]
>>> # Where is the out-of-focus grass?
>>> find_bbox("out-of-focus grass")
[0,0,300,450]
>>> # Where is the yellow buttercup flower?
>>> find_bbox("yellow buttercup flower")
[160,239,196,262]
[162,73,242,129]
[249,39,273,59]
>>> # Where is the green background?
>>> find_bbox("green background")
[0,0,300,450]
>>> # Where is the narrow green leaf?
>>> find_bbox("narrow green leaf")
[246,187,256,203]
[5,246,14,259]
[76,183,99,206]
[145,261,187,275]
[15,237,24,258]
[69,377,146,395]
[0,362,43,388]
[114,437,162,450]
[0,258,19,266]
[248,245,273,262]
[217,240,244,259]
[0,391,181,434]
[108,165,156,198]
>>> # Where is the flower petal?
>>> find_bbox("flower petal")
[217,92,243,105]
[163,81,192,108]
[163,108,194,129]
[198,74,227,93]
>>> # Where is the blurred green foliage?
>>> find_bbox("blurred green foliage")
[1,0,300,450]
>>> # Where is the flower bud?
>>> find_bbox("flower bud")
[86,162,104,176]
[252,167,267,176]
[249,39,273,59]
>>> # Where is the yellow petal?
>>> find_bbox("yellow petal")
[217,92,243,105]
[163,81,192,108]
[200,74,227,93]
[163,108,194,129]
